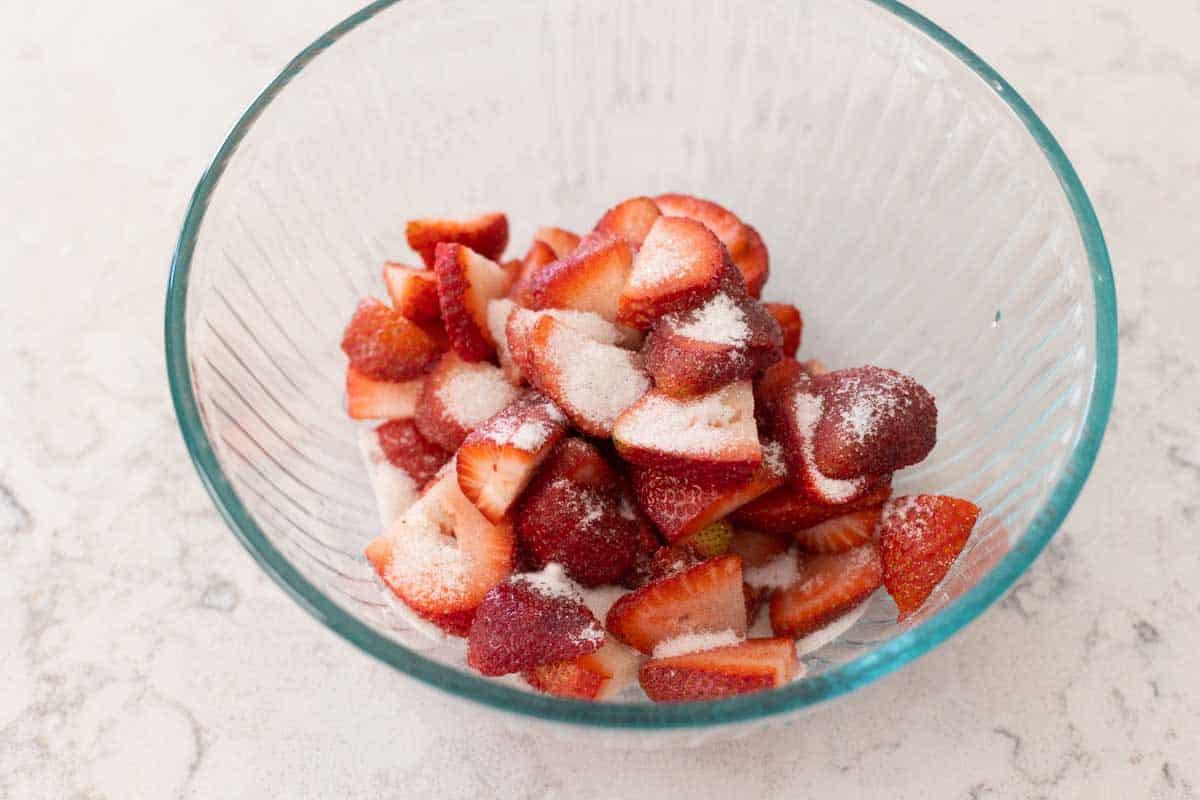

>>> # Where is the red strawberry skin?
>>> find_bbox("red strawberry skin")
[735,225,770,298]
[341,298,443,382]
[524,231,633,322]
[345,367,422,420]
[534,226,581,258]
[794,508,883,554]
[731,479,892,536]
[763,302,802,358]
[652,193,768,297]
[433,243,512,362]
[466,579,604,676]
[594,196,663,248]
[375,419,449,487]
[878,495,980,620]
[770,543,883,638]
[383,262,442,324]
[638,638,798,702]
[406,212,509,267]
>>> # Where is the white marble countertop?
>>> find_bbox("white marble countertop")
[3,1,1198,797]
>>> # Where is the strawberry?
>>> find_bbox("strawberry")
[533,226,581,258]
[877,495,980,620]
[523,231,633,322]
[735,225,770,299]
[433,243,514,361]
[727,528,790,568]
[769,542,882,638]
[794,508,882,554]
[622,524,672,589]
[905,523,1008,626]
[763,302,802,358]
[593,196,662,248]
[486,298,525,384]
[509,240,558,304]
[358,427,421,526]
[810,366,937,479]
[638,638,799,702]
[514,439,646,586]
[406,212,509,267]
[617,216,744,330]
[643,292,782,396]
[653,193,769,297]
[341,298,444,382]
[524,634,641,700]
[383,262,441,324]
[364,469,515,630]
[732,479,893,536]
[345,366,423,420]
[415,353,521,451]
[456,392,569,522]
[612,381,762,484]
[605,554,747,653]
[375,418,450,488]
[466,576,605,676]
[523,314,650,437]
[753,357,808,439]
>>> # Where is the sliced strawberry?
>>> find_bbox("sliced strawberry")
[643,292,782,396]
[810,366,938,479]
[406,212,508,267]
[433,243,513,361]
[732,479,893,536]
[878,495,980,620]
[617,216,744,330]
[505,304,639,375]
[653,193,751,261]
[680,519,734,559]
[345,366,423,420]
[795,508,882,554]
[383,262,441,324]
[728,528,791,568]
[622,523,671,589]
[524,634,641,700]
[341,298,444,382]
[753,357,807,439]
[375,418,450,487]
[456,393,569,522]
[734,225,770,298]
[524,231,633,322]
[802,358,830,376]
[415,353,521,451]
[509,240,558,304]
[770,543,882,638]
[466,576,605,676]
[593,196,662,248]
[365,469,515,629]
[358,427,421,526]
[486,298,525,383]
[523,314,650,437]
[533,226,581,259]
[763,302,802,358]
[613,381,761,484]
[638,637,799,702]
[605,554,747,653]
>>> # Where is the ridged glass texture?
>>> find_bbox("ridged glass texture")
[166,0,1116,746]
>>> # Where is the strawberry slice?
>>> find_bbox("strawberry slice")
[508,240,558,304]
[523,314,650,437]
[653,193,769,297]
[769,543,882,638]
[433,243,514,361]
[466,575,605,676]
[341,298,444,382]
[533,226,581,259]
[638,637,799,702]
[524,634,641,700]
[810,366,938,479]
[617,216,744,331]
[345,366,423,420]
[735,225,770,299]
[593,196,662,248]
[612,381,762,484]
[643,292,782,396]
[605,554,747,654]
[406,212,508,267]
[485,298,525,384]
[383,262,441,324]
[728,529,791,568]
[523,231,634,322]
[794,508,883,554]
[415,353,521,451]
[732,479,893,536]
[364,469,515,631]
[878,495,980,620]
[375,418,450,488]
[456,393,569,522]
[763,302,802,358]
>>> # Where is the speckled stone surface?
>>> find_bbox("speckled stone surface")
[2,1,1197,797]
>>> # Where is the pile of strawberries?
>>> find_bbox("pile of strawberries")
[342,195,981,703]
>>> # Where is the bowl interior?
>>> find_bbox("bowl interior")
[168,0,1114,732]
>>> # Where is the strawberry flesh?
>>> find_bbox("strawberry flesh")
[769,543,882,638]
[878,495,980,619]
[731,478,892,536]
[406,212,508,267]
[638,637,799,702]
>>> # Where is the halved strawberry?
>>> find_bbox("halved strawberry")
[638,637,799,702]
[341,298,444,382]
[735,225,770,298]
[415,353,521,451]
[728,528,791,568]
[524,634,641,700]
[605,554,747,653]
[763,302,802,358]
[508,240,558,304]
[732,479,893,536]
[770,542,882,638]
[364,469,515,631]
[878,495,980,620]
[617,216,743,330]
[593,196,662,248]
[653,193,751,260]
[643,292,782,396]
[523,231,633,322]
[523,314,650,437]
[613,381,761,484]
[810,366,938,479]
[456,392,568,522]
[375,418,450,488]
[795,508,882,554]
[383,262,441,324]
[533,226,581,259]
[466,576,605,676]
[345,366,423,420]
[406,212,509,267]
[433,243,513,361]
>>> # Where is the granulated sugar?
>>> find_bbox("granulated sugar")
[546,323,650,432]
[744,551,799,590]
[437,362,520,427]
[358,427,418,527]
[794,602,869,655]
[881,495,933,543]
[761,439,787,478]
[515,562,583,600]
[628,222,692,289]
[672,293,749,346]
[652,629,743,659]
[793,391,866,502]
[833,372,903,445]
[579,584,628,621]
[615,381,757,457]
[384,493,474,606]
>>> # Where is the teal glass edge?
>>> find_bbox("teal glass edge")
[164,0,1117,729]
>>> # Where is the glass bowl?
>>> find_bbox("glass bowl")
[165,0,1116,745]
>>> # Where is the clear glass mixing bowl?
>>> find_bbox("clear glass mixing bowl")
[166,0,1116,745]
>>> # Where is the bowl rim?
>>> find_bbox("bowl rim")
[165,0,1117,729]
